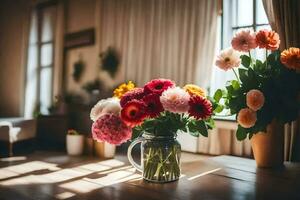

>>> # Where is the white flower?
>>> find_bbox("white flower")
[215,48,241,71]
[90,97,121,121]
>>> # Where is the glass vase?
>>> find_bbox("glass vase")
[127,133,181,183]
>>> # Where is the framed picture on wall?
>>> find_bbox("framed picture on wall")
[64,28,95,50]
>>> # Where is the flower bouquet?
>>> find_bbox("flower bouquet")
[214,29,300,166]
[90,79,215,182]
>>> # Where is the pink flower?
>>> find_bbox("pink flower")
[237,108,257,128]
[246,89,265,111]
[160,87,190,113]
[215,48,241,71]
[231,30,257,52]
[144,79,175,95]
[256,29,280,51]
[92,114,132,145]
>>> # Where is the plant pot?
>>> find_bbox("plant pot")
[66,135,84,156]
[251,120,284,168]
[94,141,116,158]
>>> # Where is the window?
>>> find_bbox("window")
[24,3,57,117]
[210,0,271,95]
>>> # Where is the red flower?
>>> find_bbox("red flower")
[142,94,164,118]
[120,88,145,107]
[188,96,212,120]
[255,29,280,50]
[121,100,147,127]
[144,78,175,95]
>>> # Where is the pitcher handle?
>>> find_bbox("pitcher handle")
[127,137,143,172]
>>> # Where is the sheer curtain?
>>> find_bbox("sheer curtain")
[263,0,300,161]
[96,0,219,88]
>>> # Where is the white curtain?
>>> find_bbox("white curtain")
[96,0,219,88]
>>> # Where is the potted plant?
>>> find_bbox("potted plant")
[90,80,216,183]
[214,29,300,167]
[66,129,84,156]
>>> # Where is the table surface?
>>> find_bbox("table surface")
[0,152,300,200]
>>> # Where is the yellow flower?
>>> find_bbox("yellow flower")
[183,84,206,97]
[113,81,135,98]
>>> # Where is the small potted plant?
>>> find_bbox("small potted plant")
[66,129,84,156]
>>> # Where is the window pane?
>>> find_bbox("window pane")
[256,0,269,24]
[41,43,53,66]
[24,45,38,118]
[29,12,38,44]
[41,6,56,42]
[233,0,253,27]
[40,67,53,114]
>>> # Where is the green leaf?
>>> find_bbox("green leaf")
[238,68,248,84]
[213,89,223,103]
[214,104,224,113]
[240,55,251,68]
[231,80,240,90]
[197,120,208,137]
[236,125,248,141]
[187,120,208,137]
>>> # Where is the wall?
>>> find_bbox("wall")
[0,0,31,117]
[65,0,100,99]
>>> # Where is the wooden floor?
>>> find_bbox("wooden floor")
[0,151,300,200]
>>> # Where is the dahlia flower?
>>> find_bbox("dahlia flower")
[183,84,206,97]
[231,29,257,52]
[237,108,257,128]
[90,97,121,121]
[121,100,147,127]
[188,95,212,120]
[246,89,265,111]
[280,47,300,70]
[142,93,164,118]
[92,114,132,145]
[255,29,280,51]
[113,81,135,98]
[215,48,241,71]
[120,87,145,107]
[160,87,190,113]
[144,78,175,95]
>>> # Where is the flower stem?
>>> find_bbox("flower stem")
[248,51,252,67]
[232,68,240,83]
[265,49,268,67]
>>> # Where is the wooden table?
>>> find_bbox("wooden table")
[0,152,300,200]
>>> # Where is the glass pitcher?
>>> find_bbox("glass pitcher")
[127,133,181,183]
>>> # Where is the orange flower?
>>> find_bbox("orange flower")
[255,29,280,50]
[280,47,300,70]
[246,89,265,111]
[237,108,257,128]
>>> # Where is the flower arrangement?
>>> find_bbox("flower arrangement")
[90,79,216,182]
[214,29,300,140]
[90,79,215,145]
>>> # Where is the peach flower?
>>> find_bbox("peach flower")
[246,89,265,111]
[215,48,241,71]
[255,29,280,50]
[280,47,300,70]
[237,108,257,128]
[231,30,257,52]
